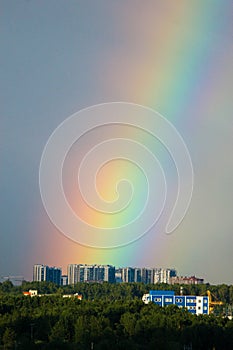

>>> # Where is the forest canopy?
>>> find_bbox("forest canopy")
[0,281,232,349]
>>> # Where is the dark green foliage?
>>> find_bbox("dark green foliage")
[0,282,232,349]
[2,328,16,349]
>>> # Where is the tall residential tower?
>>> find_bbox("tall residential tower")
[33,264,62,285]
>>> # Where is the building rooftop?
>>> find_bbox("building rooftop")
[149,290,175,296]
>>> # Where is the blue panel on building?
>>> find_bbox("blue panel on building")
[149,290,174,296]
[203,297,209,314]
[163,296,174,305]
[174,296,185,307]
[151,295,163,306]
[186,299,196,304]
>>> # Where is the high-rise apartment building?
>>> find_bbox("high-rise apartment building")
[154,268,177,284]
[122,267,135,283]
[140,268,155,284]
[134,268,142,283]
[33,264,62,285]
[118,267,177,284]
[104,265,116,283]
[33,264,48,282]
[47,267,62,285]
[67,264,80,285]
[67,264,115,284]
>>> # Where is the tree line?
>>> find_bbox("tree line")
[0,281,232,349]
[1,280,233,304]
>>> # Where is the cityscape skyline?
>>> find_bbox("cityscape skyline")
[2,263,207,286]
[1,261,231,286]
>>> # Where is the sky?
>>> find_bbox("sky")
[1,0,233,284]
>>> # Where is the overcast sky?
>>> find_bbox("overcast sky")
[1,0,233,284]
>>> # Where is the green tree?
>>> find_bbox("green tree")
[49,320,67,344]
[0,281,14,294]
[2,328,16,349]
[75,315,88,344]
[120,312,137,336]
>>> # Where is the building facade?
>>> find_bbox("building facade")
[33,264,62,285]
[121,267,135,283]
[119,267,177,284]
[154,268,177,284]
[142,290,209,315]
[67,264,80,285]
[33,264,47,282]
[67,264,115,284]
[170,276,204,285]
[61,275,68,286]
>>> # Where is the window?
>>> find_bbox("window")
[204,299,207,304]
[165,298,172,302]
[198,299,201,303]
[198,306,201,310]
[189,306,196,310]
[187,298,195,303]
[204,306,207,311]
[176,298,182,303]
[155,298,161,302]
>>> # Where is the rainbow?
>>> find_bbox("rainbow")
[33,1,231,277]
